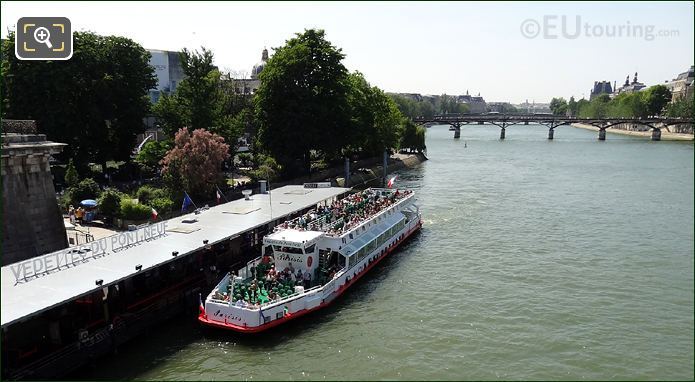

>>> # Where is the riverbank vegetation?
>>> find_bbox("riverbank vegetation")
[2,28,427,224]
[550,84,693,119]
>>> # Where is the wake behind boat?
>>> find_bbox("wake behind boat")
[198,187,422,333]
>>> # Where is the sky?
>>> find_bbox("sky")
[1,1,693,103]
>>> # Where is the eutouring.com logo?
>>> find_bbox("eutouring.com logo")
[520,15,680,41]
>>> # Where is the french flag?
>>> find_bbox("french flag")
[387,175,397,188]
[151,207,158,220]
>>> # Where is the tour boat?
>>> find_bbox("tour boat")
[198,187,422,333]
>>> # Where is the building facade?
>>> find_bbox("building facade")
[147,49,186,104]
[665,65,694,101]
[613,72,646,96]
[457,91,487,114]
[590,81,613,100]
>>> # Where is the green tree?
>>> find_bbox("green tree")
[643,85,672,116]
[64,159,79,187]
[567,96,578,117]
[97,188,124,222]
[135,140,172,174]
[1,32,156,170]
[255,29,351,176]
[346,72,403,157]
[400,120,426,153]
[666,93,694,118]
[549,97,568,116]
[152,47,242,146]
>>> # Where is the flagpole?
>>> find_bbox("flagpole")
[266,169,273,220]
[216,185,229,202]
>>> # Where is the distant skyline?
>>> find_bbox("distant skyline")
[1,1,693,103]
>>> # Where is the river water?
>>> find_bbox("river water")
[76,125,694,380]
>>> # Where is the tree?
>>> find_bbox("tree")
[643,85,672,116]
[152,48,243,146]
[346,72,403,157]
[161,128,230,197]
[1,32,156,170]
[549,97,568,116]
[97,188,124,223]
[400,120,426,153]
[64,159,79,187]
[135,140,172,174]
[666,93,694,118]
[567,96,578,117]
[255,29,351,176]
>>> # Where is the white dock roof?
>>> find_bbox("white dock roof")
[1,185,348,327]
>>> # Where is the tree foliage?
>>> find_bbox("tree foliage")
[400,120,427,153]
[152,47,244,148]
[571,85,673,119]
[97,188,125,220]
[255,29,351,176]
[549,97,568,116]
[161,128,230,197]
[346,72,403,157]
[666,93,694,118]
[389,94,436,119]
[1,31,156,169]
[135,140,172,174]
[119,199,152,220]
[64,159,79,187]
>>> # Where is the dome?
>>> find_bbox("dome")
[250,48,269,79]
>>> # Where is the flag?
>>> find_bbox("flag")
[216,189,222,204]
[181,192,194,212]
[151,207,158,220]
[387,175,397,188]
[199,293,206,316]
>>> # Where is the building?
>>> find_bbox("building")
[665,65,694,101]
[513,100,552,114]
[613,72,646,96]
[590,81,613,100]
[457,90,487,114]
[147,49,186,104]
[1,120,68,265]
[231,48,269,95]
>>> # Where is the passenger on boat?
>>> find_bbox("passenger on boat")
[303,270,312,288]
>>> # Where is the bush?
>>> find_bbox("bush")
[136,185,169,205]
[119,198,152,221]
[248,155,282,182]
[236,152,253,168]
[150,197,174,214]
[60,178,102,210]
[98,188,124,220]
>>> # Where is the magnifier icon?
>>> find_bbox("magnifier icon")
[33,27,53,49]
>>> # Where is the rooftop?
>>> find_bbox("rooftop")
[1,185,349,327]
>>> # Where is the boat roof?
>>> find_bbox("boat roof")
[264,229,324,246]
[1,185,349,327]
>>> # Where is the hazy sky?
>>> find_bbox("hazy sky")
[2,1,693,103]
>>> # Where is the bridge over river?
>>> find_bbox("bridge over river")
[414,114,694,141]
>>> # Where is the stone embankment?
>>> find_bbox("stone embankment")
[571,122,694,141]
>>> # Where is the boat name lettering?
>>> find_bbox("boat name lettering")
[277,253,303,263]
[10,222,167,284]
[303,182,331,189]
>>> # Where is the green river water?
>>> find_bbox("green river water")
[75,124,694,380]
